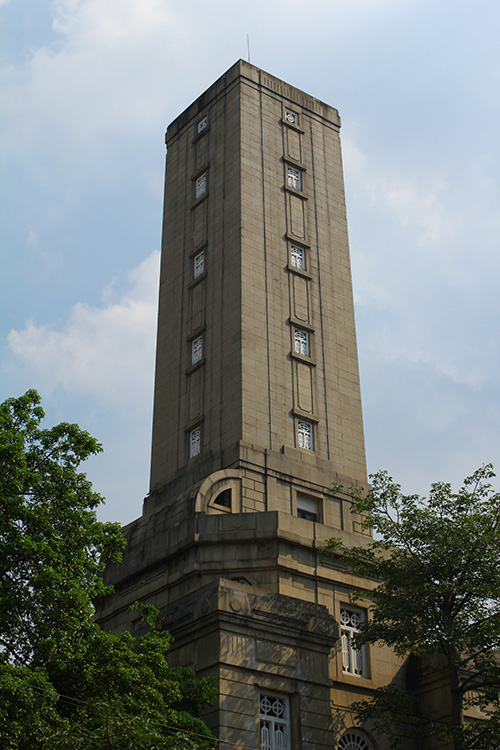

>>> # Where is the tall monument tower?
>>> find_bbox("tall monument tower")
[98,62,404,750]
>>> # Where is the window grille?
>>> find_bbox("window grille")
[260,695,289,750]
[294,329,309,357]
[284,109,298,125]
[297,421,313,450]
[192,336,203,365]
[189,428,201,458]
[290,245,305,270]
[195,173,207,199]
[338,730,373,750]
[340,608,366,677]
[197,116,208,133]
[193,251,205,278]
[287,166,301,191]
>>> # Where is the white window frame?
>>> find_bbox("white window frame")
[193,250,205,279]
[297,420,313,451]
[259,694,290,750]
[284,108,298,125]
[290,245,305,270]
[195,172,207,199]
[287,166,302,191]
[189,428,201,458]
[191,336,203,365]
[294,329,309,357]
[340,608,367,677]
[197,115,208,134]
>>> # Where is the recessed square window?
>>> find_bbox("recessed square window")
[195,173,207,199]
[297,494,319,522]
[290,245,306,271]
[191,336,203,365]
[284,108,298,125]
[287,166,301,191]
[197,115,208,134]
[193,250,205,279]
[297,420,313,450]
[189,427,201,458]
[294,329,309,357]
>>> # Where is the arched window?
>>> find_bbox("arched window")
[337,730,374,750]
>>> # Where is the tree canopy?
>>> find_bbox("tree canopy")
[0,390,215,749]
[324,465,500,750]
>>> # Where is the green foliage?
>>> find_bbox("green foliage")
[0,391,216,749]
[324,465,500,750]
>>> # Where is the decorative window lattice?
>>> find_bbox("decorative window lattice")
[340,609,366,676]
[338,730,373,750]
[189,428,201,458]
[297,420,313,450]
[284,109,298,125]
[197,116,208,133]
[294,329,309,357]
[287,166,301,190]
[192,336,203,365]
[195,173,207,199]
[193,251,205,278]
[260,695,289,750]
[290,245,305,270]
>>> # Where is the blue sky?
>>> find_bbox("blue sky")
[1,0,499,524]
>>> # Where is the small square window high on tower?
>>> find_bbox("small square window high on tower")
[294,329,310,357]
[189,427,201,458]
[191,336,203,365]
[290,245,306,271]
[297,420,313,450]
[197,115,208,134]
[193,251,205,279]
[284,109,299,126]
[195,173,207,200]
[287,166,302,191]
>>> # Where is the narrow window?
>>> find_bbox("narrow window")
[290,245,305,270]
[193,251,205,279]
[192,336,203,365]
[284,108,298,125]
[195,173,207,199]
[340,608,366,677]
[197,115,208,134]
[189,428,201,458]
[294,329,309,357]
[260,694,290,750]
[287,166,301,191]
[297,494,319,522]
[297,420,313,450]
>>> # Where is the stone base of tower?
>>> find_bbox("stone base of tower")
[158,579,337,749]
[95,490,407,749]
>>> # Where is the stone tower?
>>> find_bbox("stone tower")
[97,61,405,750]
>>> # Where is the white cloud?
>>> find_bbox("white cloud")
[343,137,460,248]
[8,251,159,412]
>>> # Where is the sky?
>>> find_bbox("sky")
[1,0,499,524]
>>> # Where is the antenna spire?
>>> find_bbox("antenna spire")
[247,34,251,63]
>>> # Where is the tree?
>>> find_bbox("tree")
[0,390,216,748]
[323,465,500,750]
